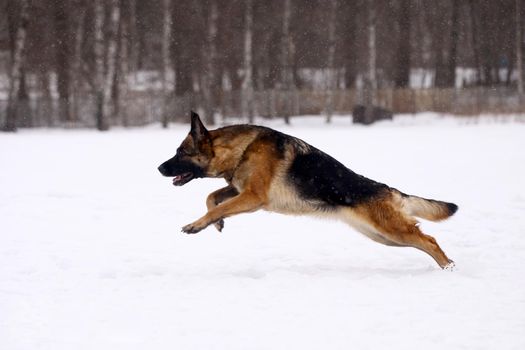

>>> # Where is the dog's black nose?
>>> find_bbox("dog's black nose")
[158,164,168,175]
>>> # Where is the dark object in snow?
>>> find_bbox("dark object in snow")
[352,104,393,125]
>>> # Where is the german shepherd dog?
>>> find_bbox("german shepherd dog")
[158,111,458,269]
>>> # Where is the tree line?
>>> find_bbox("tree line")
[0,0,523,131]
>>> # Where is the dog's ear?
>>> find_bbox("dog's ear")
[190,111,210,141]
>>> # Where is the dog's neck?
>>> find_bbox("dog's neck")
[207,128,260,180]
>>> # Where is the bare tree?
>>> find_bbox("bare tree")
[468,0,481,85]
[161,0,172,128]
[53,0,71,123]
[118,0,130,126]
[93,0,120,131]
[517,0,524,96]
[474,1,501,86]
[111,0,129,126]
[3,0,30,132]
[242,0,254,123]
[431,0,457,88]
[363,0,377,108]
[281,0,293,124]
[71,0,86,122]
[128,0,139,77]
[104,0,121,126]
[394,0,411,88]
[203,0,218,125]
[38,68,53,127]
[447,0,459,88]
[93,0,106,130]
[340,1,358,89]
[172,2,195,101]
[325,0,338,123]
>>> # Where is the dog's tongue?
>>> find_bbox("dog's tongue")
[172,172,192,185]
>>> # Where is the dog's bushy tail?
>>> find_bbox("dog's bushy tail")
[401,193,458,221]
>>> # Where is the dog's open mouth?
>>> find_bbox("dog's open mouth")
[172,172,193,186]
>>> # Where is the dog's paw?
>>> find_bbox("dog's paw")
[443,260,456,271]
[214,219,224,232]
[181,223,204,234]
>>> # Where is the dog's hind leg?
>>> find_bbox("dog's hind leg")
[339,208,404,247]
[206,186,239,232]
[357,202,454,269]
[385,224,454,269]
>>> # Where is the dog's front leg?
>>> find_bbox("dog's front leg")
[206,186,239,232]
[182,190,264,234]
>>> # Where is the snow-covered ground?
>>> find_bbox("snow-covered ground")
[1,114,524,350]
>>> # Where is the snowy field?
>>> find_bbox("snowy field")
[1,114,525,350]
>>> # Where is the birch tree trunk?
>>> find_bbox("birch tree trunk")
[242,0,254,123]
[161,0,172,128]
[325,0,337,123]
[3,0,30,132]
[103,0,121,127]
[119,12,130,127]
[94,0,120,131]
[111,2,126,126]
[281,0,292,124]
[204,0,218,126]
[517,0,524,96]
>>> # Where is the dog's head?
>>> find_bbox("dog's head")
[158,111,214,186]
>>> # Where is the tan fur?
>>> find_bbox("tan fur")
[206,128,261,179]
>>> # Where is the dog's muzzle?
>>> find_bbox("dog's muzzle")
[158,163,169,176]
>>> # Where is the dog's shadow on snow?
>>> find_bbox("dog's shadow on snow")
[230,264,437,280]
